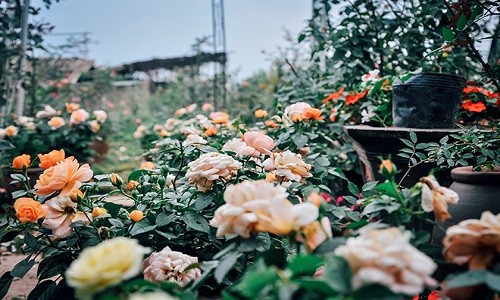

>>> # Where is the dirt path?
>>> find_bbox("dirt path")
[0,254,38,300]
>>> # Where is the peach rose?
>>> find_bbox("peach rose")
[48,117,66,129]
[443,211,500,270]
[262,150,312,182]
[14,197,47,224]
[93,110,108,123]
[242,131,275,157]
[202,103,214,112]
[175,108,187,116]
[89,120,100,133]
[12,154,31,169]
[69,189,84,202]
[303,107,324,121]
[140,161,156,170]
[205,127,217,136]
[38,149,65,169]
[70,109,90,125]
[4,125,18,137]
[299,216,333,252]
[65,103,80,113]
[265,119,279,129]
[130,210,144,222]
[186,152,242,192]
[42,195,91,239]
[283,102,311,125]
[222,138,256,157]
[35,157,93,196]
[209,111,229,124]
[420,176,459,223]
[254,109,268,118]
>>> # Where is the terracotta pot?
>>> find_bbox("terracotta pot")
[344,126,457,187]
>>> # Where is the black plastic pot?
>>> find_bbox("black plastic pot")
[392,73,466,128]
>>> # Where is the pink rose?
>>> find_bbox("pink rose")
[242,131,275,157]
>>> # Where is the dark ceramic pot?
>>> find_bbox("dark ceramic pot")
[392,73,466,128]
[432,166,500,244]
[344,126,458,187]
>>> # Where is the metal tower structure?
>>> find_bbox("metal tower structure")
[211,0,227,109]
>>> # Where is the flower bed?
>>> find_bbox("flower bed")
[1,98,498,299]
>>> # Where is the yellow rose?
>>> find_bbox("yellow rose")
[66,237,150,298]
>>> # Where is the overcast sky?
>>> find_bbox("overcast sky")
[35,0,312,79]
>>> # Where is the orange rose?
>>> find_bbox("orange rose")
[264,120,279,129]
[209,111,229,124]
[140,161,156,170]
[4,125,18,137]
[48,116,66,129]
[92,207,107,218]
[110,173,123,187]
[14,197,47,224]
[65,103,80,113]
[38,149,65,169]
[303,108,324,121]
[254,109,268,118]
[205,127,218,136]
[130,210,144,222]
[12,154,31,169]
[34,157,93,196]
[128,180,139,191]
[70,109,90,124]
[69,189,84,202]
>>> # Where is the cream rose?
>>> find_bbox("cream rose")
[262,150,312,182]
[210,180,289,238]
[185,152,242,192]
[334,227,437,295]
[66,237,150,298]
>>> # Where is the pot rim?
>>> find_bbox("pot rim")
[451,166,500,185]
[409,72,466,80]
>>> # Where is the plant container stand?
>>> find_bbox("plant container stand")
[344,126,458,188]
[392,73,466,128]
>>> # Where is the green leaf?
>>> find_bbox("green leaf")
[0,230,20,243]
[293,133,309,148]
[11,256,36,278]
[194,194,213,211]
[294,279,337,295]
[215,252,240,283]
[362,181,378,192]
[180,211,210,233]
[313,237,346,255]
[442,27,455,42]
[456,13,467,31]
[102,202,121,218]
[0,272,14,300]
[129,222,157,236]
[24,232,40,252]
[27,280,57,300]
[238,233,271,252]
[446,270,487,288]
[409,131,417,143]
[287,255,323,278]
[37,253,72,280]
[352,284,403,299]
[348,182,359,196]
[128,169,149,182]
[323,256,351,293]
[156,212,176,227]
[235,262,280,297]
[486,271,500,292]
